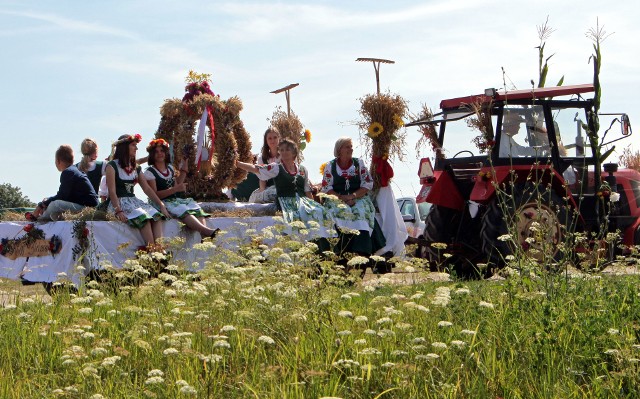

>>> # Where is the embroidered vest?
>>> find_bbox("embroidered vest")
[331,158,361,195]
[273,164,306,198]
[83,161,104,193]
[146,165,177,201]
[108,160,139,198]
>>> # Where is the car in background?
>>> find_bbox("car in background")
[397,196,432,256]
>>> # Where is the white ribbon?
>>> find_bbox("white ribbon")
[195,108,208,169]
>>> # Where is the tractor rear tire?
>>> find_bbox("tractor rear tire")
[481,182,571,270]
[423,205,460,271]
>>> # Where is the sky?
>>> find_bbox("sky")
[1,0,639,204]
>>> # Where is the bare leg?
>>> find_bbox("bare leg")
[151,220,163,243]
[140,222,155,246]
[182,214,216,236]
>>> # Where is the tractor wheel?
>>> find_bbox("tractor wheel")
[423,205,460,271]
[481,183,571,270]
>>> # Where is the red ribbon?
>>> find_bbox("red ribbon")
[206,105,215,159]
[372,155,394,187]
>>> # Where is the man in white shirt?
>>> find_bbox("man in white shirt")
[499,112,548,158]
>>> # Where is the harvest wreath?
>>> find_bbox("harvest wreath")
[155,71,253,201]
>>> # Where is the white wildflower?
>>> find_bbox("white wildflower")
[145,376,164,385]
[479,301,495,309]
[338,310,354,318]
[220,325,236,333]
[438,321,453,328]
[257,335,275,345]
[213,340,231,349]
[163,348,180,356]
[432,342,448,350]
[347,256,369,266]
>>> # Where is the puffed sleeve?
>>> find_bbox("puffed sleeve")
[300,165,311,192]
[255,162,280,181]
[142,167,156,181]
[358,163,374,190]
[320,162,334,192]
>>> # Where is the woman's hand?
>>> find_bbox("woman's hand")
[174,182,187,193]
[116,210,127,222]
[339,193,356,207]
[160,204,171,219]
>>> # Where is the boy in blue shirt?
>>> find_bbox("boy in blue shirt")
[32,145,99,221]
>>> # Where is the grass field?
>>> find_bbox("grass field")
[1,237,639,398]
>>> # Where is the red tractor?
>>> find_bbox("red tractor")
[407,84,639,275]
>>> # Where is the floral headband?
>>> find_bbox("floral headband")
[113,133,142,147]
[146,138,170,152]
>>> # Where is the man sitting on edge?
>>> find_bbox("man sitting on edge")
[32,145,99,221]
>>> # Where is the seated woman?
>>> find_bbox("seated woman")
[236,138,330,239]
[76,138,107,195]
[320,137,385,256]
[248,127,281,203]
[105,134,170,249]
[143,138,219,239]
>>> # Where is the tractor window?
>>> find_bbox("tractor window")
[551,108,594,158]
[499,105,549,158]
[440,111,496,157]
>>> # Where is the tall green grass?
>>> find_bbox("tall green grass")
[1,233,639,398]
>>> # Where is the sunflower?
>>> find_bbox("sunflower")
[393,114,404,127]
[368,122,384,138]
[304,129,312,143]
[319,162,328,175]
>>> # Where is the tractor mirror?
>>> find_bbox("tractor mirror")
[621,114,632,136]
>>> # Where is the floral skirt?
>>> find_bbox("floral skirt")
[108,196,162,229]
[323,195,376,234]
[152,197,208,219]
[278,195,334,238]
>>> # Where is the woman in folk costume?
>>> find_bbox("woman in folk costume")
[320,137,385,256]
[236,138,331,239]
[105,134,170,248]
[144,138,219,239]
[76,138,107,195]
[247,127,281,203]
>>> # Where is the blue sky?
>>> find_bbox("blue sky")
[1,0,639,203]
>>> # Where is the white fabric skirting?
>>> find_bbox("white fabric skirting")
[0,217,276,286]
[374,186,408,257]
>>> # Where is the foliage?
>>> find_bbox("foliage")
[619,147,640,172]
[413,104,440,159]
[535,16,564,88]
[0,182,35,210]
[466,99,494,154]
